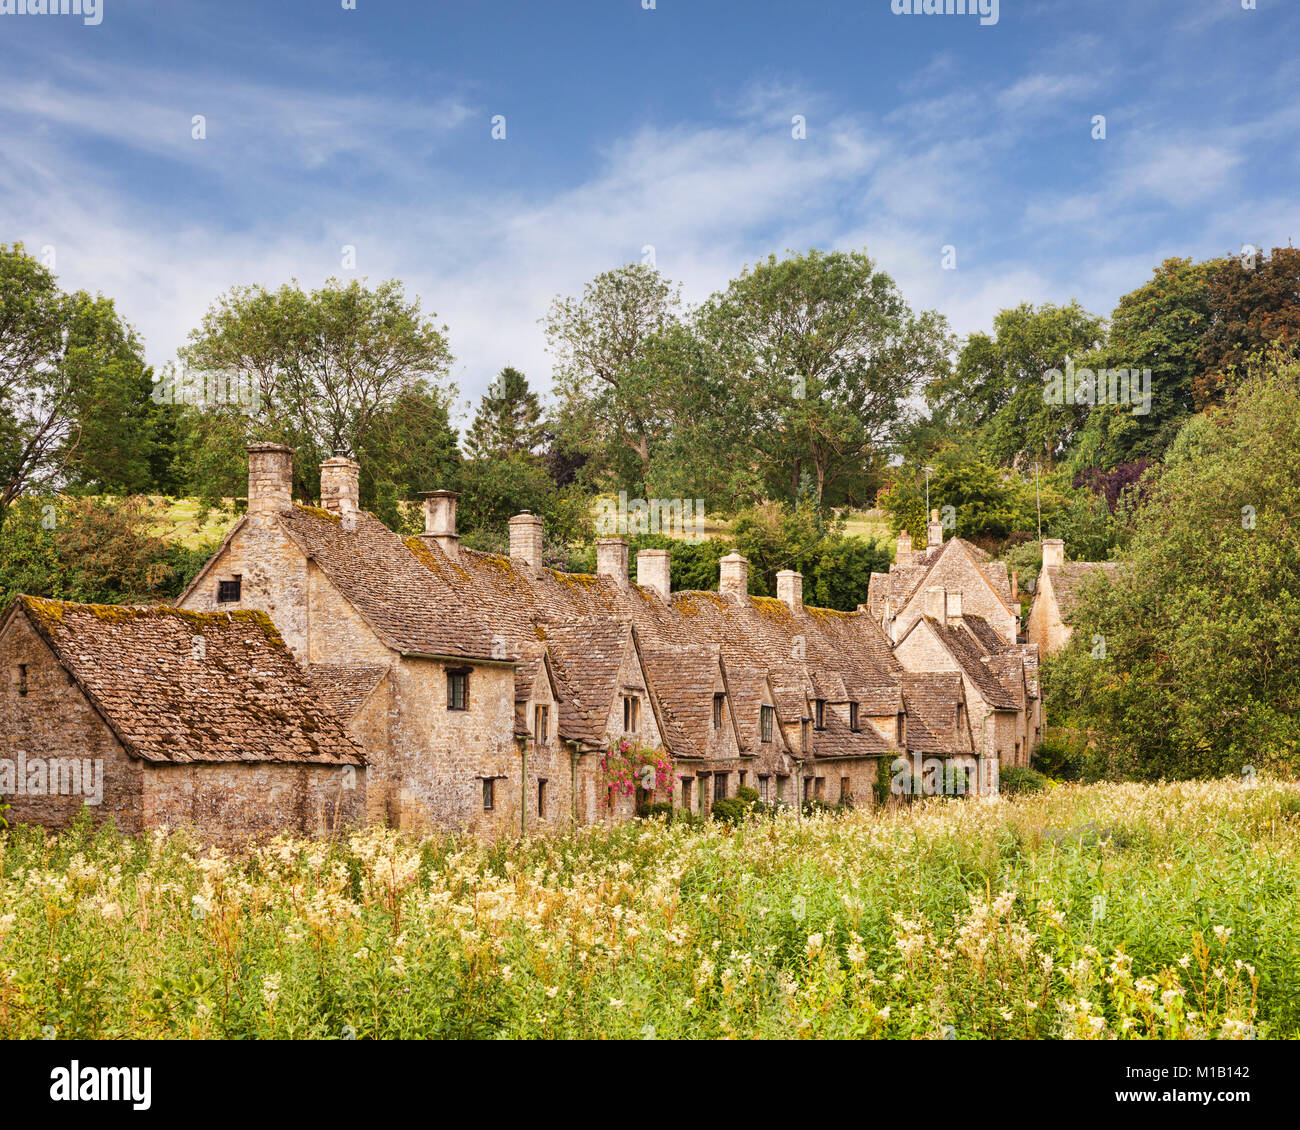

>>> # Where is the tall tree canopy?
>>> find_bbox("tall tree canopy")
[695,249,953,506]
[464,366,545,460]
[179,277,455,506]
[0,244,164,527]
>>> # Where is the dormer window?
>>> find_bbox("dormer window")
[217,577,241,603]
[801,719,810,750]
[760,705,774,743]
[814,699,826,730]
[896,712,907,747]
[849,702,860,732]
[14,663,28,697]
[534,704,549,745]
[713,693,725,729]
[623,695,640,733]
[956,702,966,733]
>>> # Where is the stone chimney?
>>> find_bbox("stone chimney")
[596,537,629,589]
[924,586,947,627]
[927,508,944,548]
[948,589,963,623]
[636,548,671,601]
[509,511,545,568]
[1042,538,1065,571]
[247,443,294,519]
[777,570,803,612]
[420,490,460,560]
[719,552,749,599]
[895,529,915,566]
[320,455,359,521]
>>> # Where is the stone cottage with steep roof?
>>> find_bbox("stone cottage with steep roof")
[2,445,1045,840]
[0,595,364,842]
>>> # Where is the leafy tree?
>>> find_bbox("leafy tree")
[931,301,1106,468]
[0,244,165,529]
[0,495,202,606]
[808,535,891,612]
[1046,354,1300,779]
[730,500,843,597]
[695,249,953,506]
[1069,256,1219,469]
[464,366,546,460]
[1194,246,1300,407]
[179,277,454,504]
[544,263,682,493]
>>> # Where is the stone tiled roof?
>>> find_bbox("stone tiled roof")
[14,596,363,766]
[539,619,634,748]
[807,706,893,759]
[307,664,387,722]
[867,538,1016,620]
[639,643,727,758]
[925,617,1021,710]
[900,672,969,754]
[1048,562,1122,622]
[276,507,507,661]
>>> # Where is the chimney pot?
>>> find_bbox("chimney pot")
[420,490,460,560]
[1042,538,1065,571]
[320,455,360,520]
[719,552,749,599]
[927,508,944,548]
[895,529,914,566]
[776,569,803,612]
[596,537,629,588]
[636,548,671,600]
[509,511,545,568]
[247,443,294,520]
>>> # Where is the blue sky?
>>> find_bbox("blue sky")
[4,0,1297,424]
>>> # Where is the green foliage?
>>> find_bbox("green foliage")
[1046,356,1300,779]
[178,277,455,509]
[999,767,1048,795]
[0,495,201,606]
[0,244,172,528]
[464,366,546,460]
[930,301,1106,466]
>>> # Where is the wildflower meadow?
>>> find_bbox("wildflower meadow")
[1,778,1296,1040]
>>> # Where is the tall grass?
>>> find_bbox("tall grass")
[1,778,1295,1039]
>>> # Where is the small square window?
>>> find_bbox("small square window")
[448,670,470,711]
[217,577,242,603]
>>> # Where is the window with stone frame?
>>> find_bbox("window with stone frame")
[534,704,549,744]
[622,695,640,733]
[713,772,727,802]
[712,693,724,729]
[758,775,770,802]
[447,669,470,711]
[849,702,860,732]
[761,704,774,743]
[814,699,826,730]
[217,577,242,603]
[482,777,495,810]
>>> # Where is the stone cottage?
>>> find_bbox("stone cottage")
[0,595,363,843]
[1,445,1045,840]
